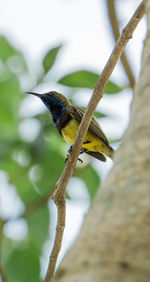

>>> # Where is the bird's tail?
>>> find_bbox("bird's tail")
[107,145,115,160]
[86,145,115,162]
[86,151,106,162]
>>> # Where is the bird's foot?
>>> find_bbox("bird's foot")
[65,154,69,163]
[65,146,84,163]
[78,157,83,164]
[77,148,88,163]
[65,146,72,163]
[65,154,83,164]
[80,148,87,155]
[68,145,72,154]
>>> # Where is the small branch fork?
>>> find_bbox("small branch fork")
[44,1,146,281]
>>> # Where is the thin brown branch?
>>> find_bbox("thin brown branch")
[44,1,146,281]
[45,194,66,281]
[106,0,136,88]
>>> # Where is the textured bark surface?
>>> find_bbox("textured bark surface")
[54,3,150,282]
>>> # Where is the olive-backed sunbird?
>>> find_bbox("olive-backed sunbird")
[26,91,114,162]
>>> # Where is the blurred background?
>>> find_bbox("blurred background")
[0,0,146,281]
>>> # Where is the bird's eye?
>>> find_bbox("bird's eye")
[51,91,57,96]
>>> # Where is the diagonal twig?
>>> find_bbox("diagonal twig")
[106,0,136,88]
[44,1,146,281]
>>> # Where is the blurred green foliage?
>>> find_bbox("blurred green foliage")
[58,70,123,93]
[43,44,62,74]
[0,36,122,281]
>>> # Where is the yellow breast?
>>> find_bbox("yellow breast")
[61,118,79,144]
[61,118,109,155]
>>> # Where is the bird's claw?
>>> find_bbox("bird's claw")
[65,154,69,163]
[68,145,72,154]
[65,145,84,164]
[78,157,83,163]
[65,154,83,164]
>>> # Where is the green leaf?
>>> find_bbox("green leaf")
[7,54,28,75]
[0,36,18,63]
[0,138,21,160]
[3,238,42,282]
[58,70,98,89]
[43,44,62,73]
[27,205,49,252]
[58,70,123,93]
[81,107,107,119]
[0,157,41,205]
[0,68,22,139]
[34,146,65,195]
[104,80,123,94]
[94,111,107,119]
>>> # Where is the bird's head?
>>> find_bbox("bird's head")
[26,91,71,110]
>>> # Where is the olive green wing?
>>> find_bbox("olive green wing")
[68,105,109,146]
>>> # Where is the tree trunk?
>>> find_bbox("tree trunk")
[54,3,150,282]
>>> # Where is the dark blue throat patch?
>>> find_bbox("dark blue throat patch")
[41,95,66,126]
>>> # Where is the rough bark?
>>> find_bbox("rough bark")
[54,2,150,282]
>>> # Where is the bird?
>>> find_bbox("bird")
[26,91,114,162]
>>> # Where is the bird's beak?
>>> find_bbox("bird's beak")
[26,91,42,98]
